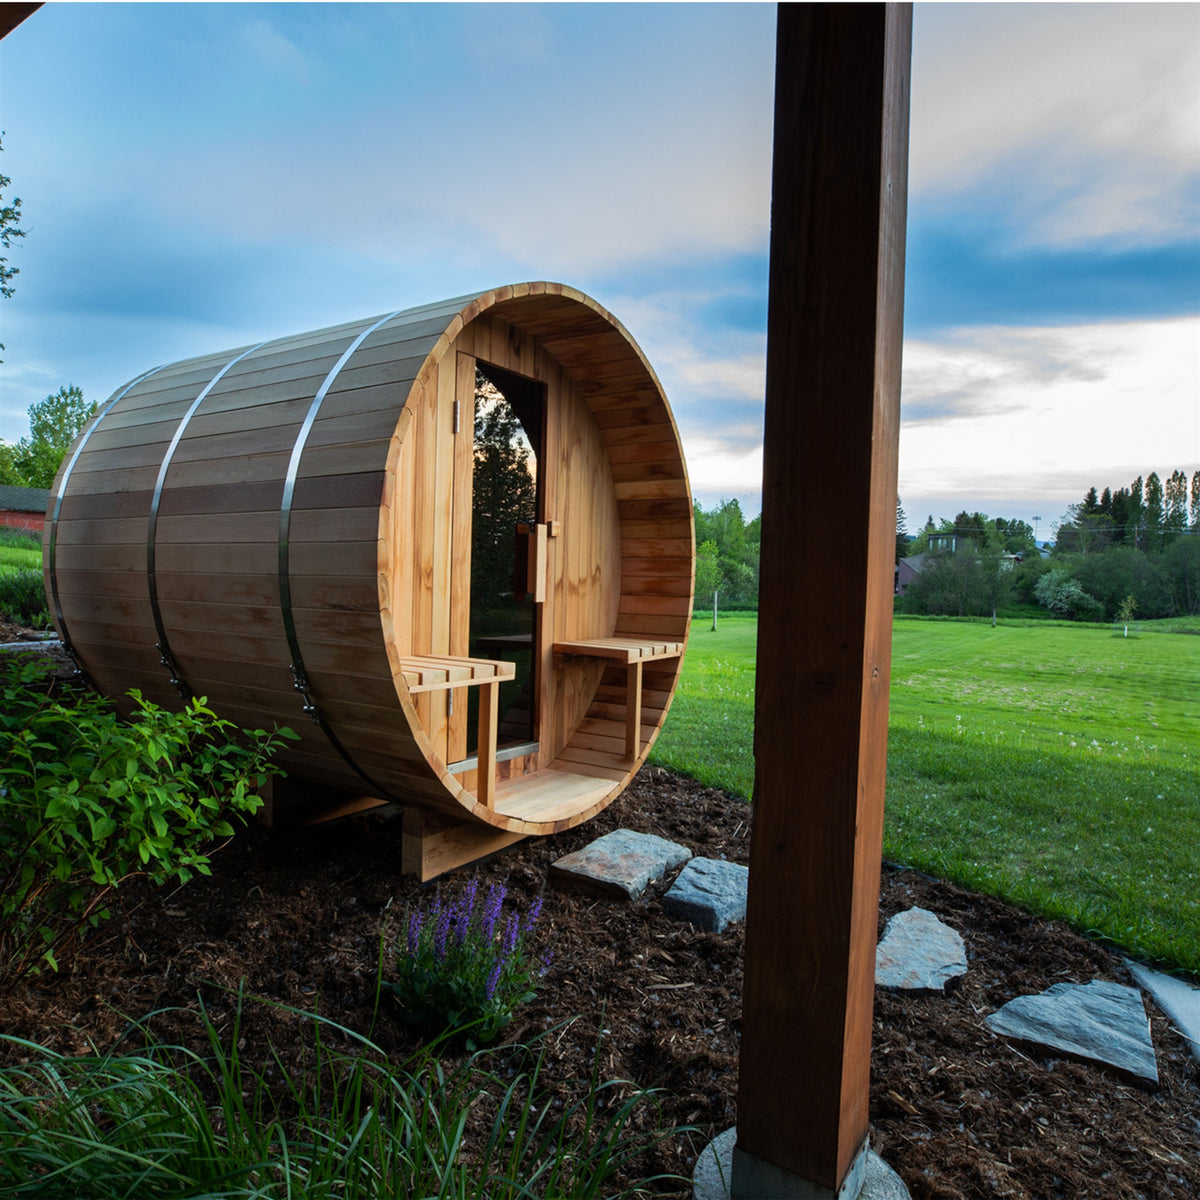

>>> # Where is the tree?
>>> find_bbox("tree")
[1054,503,1114,557]
[895,496,910,562]
[1164,469,1188,543]
[1143,472,1164,552]
[695,538,722,627]
[1191,470,1200,530]
[1034,569,1103,621]
[6,386,97,488]
[0,135,26,360]
[470,380,537,614]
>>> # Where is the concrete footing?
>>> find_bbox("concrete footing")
[694,1128,910,1200]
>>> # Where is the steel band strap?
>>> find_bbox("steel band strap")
[279,312,404,801]
[147,342,269,698]
[46,364,169,666]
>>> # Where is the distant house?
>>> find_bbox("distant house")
[0,486,51,535]
[895,553,926,595]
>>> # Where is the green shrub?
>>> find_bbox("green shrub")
[0,526,41,553]
[0,567,50,629]
[385,880,548,1048]
[0,658,296,983]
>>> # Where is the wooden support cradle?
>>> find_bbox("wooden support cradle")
[552,638,684,761]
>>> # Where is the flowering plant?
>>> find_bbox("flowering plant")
[384,880,548,1048]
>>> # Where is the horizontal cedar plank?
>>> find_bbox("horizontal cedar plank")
[621,537,693,558]
[621,556,693,578]
[595,424,676,449]
[618,574,693,598]
[546,752,628,782]
[76,439,172,471]
[604,434,684,464]
[576,385,665,413]
[84,412,193,452]
[618,594,693,616]
[608,458,686,483]
[612,479,690,503]
[56,490,153,521]
[66,456,279,495]
[620,519,692,540]
[618,497,694,522]
[614,613,689,637]
[591,405,670,433]
[156,480,282,517]
[551,743,642,771]
[568,728,627,755]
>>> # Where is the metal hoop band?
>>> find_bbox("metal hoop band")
[147,342,269,697]
[279,312,405,802]
[46,364,169,669]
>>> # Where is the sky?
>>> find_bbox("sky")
[0,2,1197,538]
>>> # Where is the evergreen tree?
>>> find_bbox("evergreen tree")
[1192,470,1200,529]
[1164,469,1188,542]
[1127,476,1144,548]
[1099,487,1113,516]
[1082,486,1101,515]
[896,496,910,561]
[1144,472,1165,552]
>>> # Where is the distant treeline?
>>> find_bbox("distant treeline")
[693,500,760,610]
[896,470,1200,622]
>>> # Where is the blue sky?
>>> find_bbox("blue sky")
[1,2,1196,535]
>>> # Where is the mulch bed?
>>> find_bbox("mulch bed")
[2,635,1198,1197]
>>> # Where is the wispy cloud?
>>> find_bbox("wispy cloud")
[911,3,1200,249]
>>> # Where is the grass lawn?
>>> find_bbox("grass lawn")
[0,545,40,574]
[650,612,1200,976]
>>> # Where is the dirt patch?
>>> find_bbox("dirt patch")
[2,754,1197,1198]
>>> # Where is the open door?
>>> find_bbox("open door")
[448,357,547,771]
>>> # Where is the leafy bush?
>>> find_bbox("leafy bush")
[1034,568,1104,621]
[0,566,50,628]
[0,997,676,1199]
[386,880,548,1048]
[0,526,41,552]
[0,658,295,983]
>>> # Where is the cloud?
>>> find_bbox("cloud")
[899,317,1200,512]
[911,3,1200,248]
[239,18,312,85]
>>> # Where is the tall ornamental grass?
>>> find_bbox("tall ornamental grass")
[0,996,677,1199]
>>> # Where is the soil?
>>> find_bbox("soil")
[2,635,1198,1198]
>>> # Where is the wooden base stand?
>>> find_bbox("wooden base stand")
[401,808,526,882]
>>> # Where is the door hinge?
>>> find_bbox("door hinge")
[453,399,460,434]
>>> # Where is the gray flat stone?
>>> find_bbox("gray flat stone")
[875,907,967,992]
[986,979,1158,1084]
[695,1127,910,1199]
[662,857,749,932]
[1127,959,1200,1063]
[550,829,691,900]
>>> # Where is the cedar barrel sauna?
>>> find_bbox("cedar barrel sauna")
[45,283,693,878]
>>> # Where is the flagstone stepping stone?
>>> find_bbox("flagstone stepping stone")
[1126,959,1200,1063]
[986,979,1158,1084]
[662,857,749,932]
[550,829,691,900]
[875,906,968,992]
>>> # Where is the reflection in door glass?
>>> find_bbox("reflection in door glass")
[467,367,541,752]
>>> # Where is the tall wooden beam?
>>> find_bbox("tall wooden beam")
[734,5,911,1196]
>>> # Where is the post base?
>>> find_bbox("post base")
[694,1128,910,1200]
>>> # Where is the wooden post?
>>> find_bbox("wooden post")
[734,5,911,1197]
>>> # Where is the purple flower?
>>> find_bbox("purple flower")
[484,960,503,1001]
[434,904,452,961]
[502,913,520,955]
[481,884,505,943]
[523,894,543,935]
[406,910,423,956]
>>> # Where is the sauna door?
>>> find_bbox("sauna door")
[455,359,546,762]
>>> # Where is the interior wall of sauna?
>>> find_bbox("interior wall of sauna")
[383,313,620,785]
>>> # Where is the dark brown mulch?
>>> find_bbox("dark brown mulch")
[2,762,1198,1199]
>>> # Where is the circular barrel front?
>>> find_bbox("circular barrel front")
[46,283,693,836]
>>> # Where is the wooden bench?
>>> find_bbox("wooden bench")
[552,638,684,761]
[400,655,516,809]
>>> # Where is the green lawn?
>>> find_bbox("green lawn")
[651,613,1200,975]
[0,545,40,574]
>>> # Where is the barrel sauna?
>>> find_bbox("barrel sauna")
[45,283,693,875]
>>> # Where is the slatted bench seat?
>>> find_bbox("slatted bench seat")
[400,655,516,808]
[553,638,684,761]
